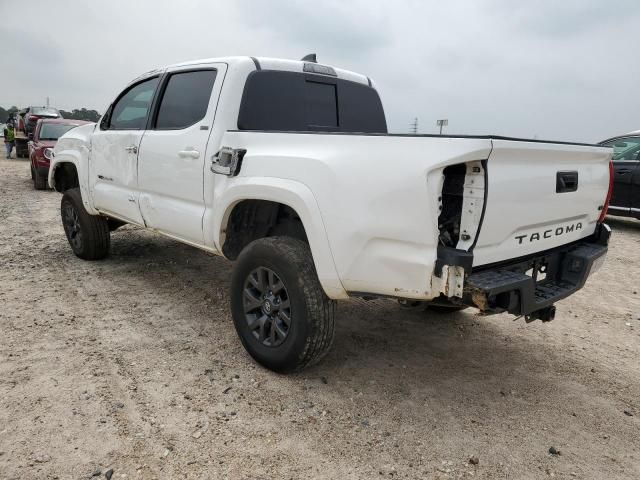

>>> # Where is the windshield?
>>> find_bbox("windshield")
[31,107,59,117]
[39,123,78,140]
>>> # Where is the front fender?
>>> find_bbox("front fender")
[211,177,348,300]
[49,123,97,215]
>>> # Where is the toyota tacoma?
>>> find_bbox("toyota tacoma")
[48,55,613,372]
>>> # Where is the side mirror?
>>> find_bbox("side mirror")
[99,105,113,131]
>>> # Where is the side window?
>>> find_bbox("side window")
[155,70,217,130]
[110,77,159,130]
[603,137,640,160]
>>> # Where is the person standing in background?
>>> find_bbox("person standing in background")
[4,122,15,159]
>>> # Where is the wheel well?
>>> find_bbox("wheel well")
[222,200,309,260]
[53,163,79,193]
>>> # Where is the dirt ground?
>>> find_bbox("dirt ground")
[0,151,639,480]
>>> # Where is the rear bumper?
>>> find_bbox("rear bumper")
[464,223,610,318]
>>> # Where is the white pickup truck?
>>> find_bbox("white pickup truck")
[49,55,613,372]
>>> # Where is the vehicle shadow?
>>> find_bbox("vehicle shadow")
[103,226,609,408]
[66,227,640,478]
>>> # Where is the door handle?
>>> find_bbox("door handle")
[178,149,200,159]
[556,171,578,193]
[125,145,138,154]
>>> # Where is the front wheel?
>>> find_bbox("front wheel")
[61,188,110,260]
[230,237,336,373]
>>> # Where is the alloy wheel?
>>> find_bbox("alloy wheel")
[62,203,83,251]
[243,266,291,347]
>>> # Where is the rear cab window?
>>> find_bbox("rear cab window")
[237,70,387,133]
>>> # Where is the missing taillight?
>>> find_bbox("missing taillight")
[438,161,486,249]
[438,164,466,247]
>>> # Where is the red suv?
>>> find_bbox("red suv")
[29,118,90,189]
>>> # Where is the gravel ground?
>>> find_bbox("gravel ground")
[1,151,639,480]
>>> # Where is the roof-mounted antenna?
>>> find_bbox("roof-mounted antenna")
[301,53,317,63]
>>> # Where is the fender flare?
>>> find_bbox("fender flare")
[49,146,98,215]
[213,177,348,299]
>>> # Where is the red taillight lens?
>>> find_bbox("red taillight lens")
[598,160,614,223]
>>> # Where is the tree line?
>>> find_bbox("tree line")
[0,105,101,123]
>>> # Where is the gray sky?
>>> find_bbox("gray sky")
[1,0,638,142]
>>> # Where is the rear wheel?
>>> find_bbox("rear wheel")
[61,188,110,260]
[230,237,335,372]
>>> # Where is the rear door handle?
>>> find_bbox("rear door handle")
[178,149,200,159]
[125,145,138,154]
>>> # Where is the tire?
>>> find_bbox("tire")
[230,237,335,373]
[60,188,110,260]
[34,170,47,190]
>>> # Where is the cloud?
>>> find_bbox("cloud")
[496,0,640,37]
[237,0,392,58]
[0,0,638,142]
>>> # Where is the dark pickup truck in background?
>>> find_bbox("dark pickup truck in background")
[600,131,640,220]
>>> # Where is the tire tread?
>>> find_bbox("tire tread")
[233,237,336,372]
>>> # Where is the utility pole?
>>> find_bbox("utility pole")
[436,119,448,135]
[410,117,418,134]
[46,96,50,107]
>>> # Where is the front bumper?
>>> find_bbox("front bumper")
[464,223,610,319]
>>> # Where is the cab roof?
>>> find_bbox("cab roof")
[136,56,371,87]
